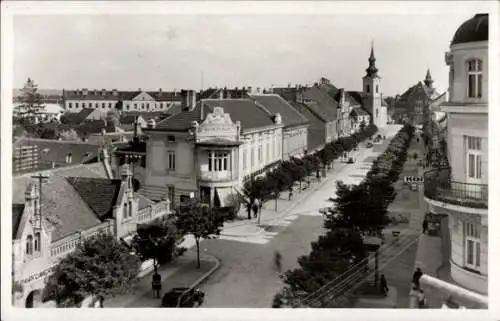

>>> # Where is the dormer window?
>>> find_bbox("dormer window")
[467,59,483,98]
[66,153,72,163]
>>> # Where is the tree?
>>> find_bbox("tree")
[132,218,181,273]
[106,110,121,129]
[43,232,141,307]
[173,199,223,268]
[16,78,45,119]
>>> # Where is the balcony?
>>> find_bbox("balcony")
[424,168,488,209]
[199,170,235,182]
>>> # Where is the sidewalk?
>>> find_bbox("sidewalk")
[105,249,220,308]
[221,146,368,238]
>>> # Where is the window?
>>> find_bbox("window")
[147,103,150,110]
[26,235,33,255]
[366,84,370,93]
[464,222,481,270]
[75,102,79,108]
[242,149,247,170]
[467,59,483,98]
[34,232,41,252]
[134,103,138,109]
[123,203,128,218]
[66,153,72,164]
[126,104,130,110]
[168,135,176,142]
[82,103,86,108]
[109,103,112,108]
[376,84,379,93]
[208,152,230,171]
[68,102,72,108]
[167,151,176,170]
[466,136,482,179]
[89,102,93,108]
[142,103,145,109]
[128,201,133,217]
[102,103,105,109]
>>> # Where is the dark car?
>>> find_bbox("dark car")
[161,287,205,308]
[366,142,373,148]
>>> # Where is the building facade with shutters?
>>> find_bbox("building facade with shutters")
[423,13,488,298]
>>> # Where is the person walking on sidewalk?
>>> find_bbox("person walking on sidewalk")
[380,274,389,296]
[152,272,162,298]
[247,201,252,220]
[288,187,294,201]
[422,218,429,235]
[412,268,423,289]
[252,198,260,219]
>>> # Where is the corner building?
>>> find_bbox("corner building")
[424,14,488,296]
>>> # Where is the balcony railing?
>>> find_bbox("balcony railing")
[137,200,170,223]
[199,170,235,181]
[424,168,488,209]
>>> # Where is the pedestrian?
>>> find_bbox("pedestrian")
[422,218,429,235]
[417,289,426,308]
[98,295,104,308]
[152,272,162,298]
[274,250,282,272]
[247,201,252,220]
[413,268,423,289]
[380,274,389,296]
[252,198,260,219]
[288,187,293,201]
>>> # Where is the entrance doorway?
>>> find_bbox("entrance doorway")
[200,186,211,206]
[25,290,41,308]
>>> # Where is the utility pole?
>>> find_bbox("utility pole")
[31,172,49,230]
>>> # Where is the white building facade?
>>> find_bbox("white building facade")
[424,13,488,299]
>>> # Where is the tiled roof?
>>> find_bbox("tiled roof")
[66,177,122,220]
[13,138,101,174]
[63,108,100,124]
[120,111,171,124]
[346,91,366,106]
[249,94,309,128]
[198,88,220,100]
[272,87,300,102]
[202,99,276,131]
[154,104,203,131]
[155,98,277,132]
[12,174,103,241]
[302,86,338,120]
[12,204,25,238]
[196,138,243,146]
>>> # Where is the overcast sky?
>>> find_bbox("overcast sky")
[11,2,491,96]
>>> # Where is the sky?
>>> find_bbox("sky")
[11,2,492,97]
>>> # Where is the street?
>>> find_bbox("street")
[198,125,402,307]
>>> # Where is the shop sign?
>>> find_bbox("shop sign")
[19,265,57,285]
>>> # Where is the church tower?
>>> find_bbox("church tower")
[362,42,383,127]
[424,68,434,88]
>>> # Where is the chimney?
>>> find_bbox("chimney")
[102,89,106,95]
[158,88,162,93]
[256,87,261,94]
[219,89,224,100]
[112,89,118,96]
[138,88,142,92]
[181,90,197,111]
[247,86,252,94]
[288,84,291,88]
[83,88,89,96]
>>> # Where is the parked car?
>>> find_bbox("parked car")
[161,287,205,308]
[366,142,373,148]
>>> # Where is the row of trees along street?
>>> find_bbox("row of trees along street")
[272,124,415,308]
[243,124,379,216]
[41,199,223,307]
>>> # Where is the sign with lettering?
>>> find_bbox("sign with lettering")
[19,265,57,285]
[404,176,424,184]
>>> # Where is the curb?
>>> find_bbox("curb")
[220,149,365,238]
[187,253,222,290]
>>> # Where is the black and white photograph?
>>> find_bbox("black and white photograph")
[1,1,498,320]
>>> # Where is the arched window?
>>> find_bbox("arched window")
[34,232,41,252]
[123,203,128,218]
[467,59,483,98]
[26,235,33,255]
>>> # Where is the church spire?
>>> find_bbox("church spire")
[365,41,379,77]
[424,68,434,87]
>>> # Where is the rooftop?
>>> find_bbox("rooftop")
[451,14,488,46]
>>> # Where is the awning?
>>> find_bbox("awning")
[233,186,250,204]
[214,187,235,208]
